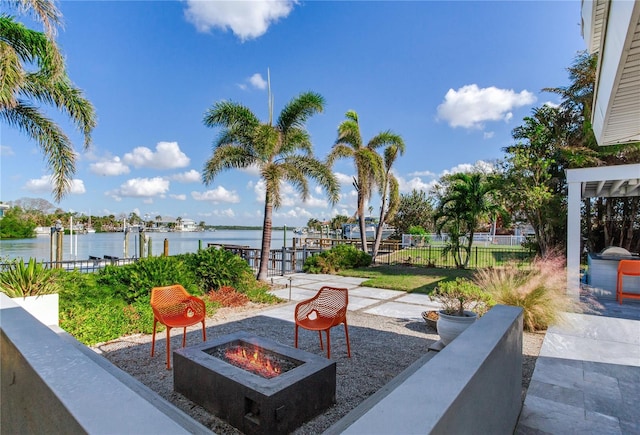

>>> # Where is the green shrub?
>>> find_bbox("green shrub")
[179,247,255,292]
[0,258,62,297]
[303,244,372,274]
[473,254,580,331]
[97,256,197,303]
[430,278,493,316]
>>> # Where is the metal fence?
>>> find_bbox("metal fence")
[374,245,535,268]
[0,257,138,273]
[401,233,530,248]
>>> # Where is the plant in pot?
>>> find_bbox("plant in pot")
[0,258,62,326]
[429,278,493,345]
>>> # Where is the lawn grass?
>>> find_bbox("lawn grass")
[337,265,475,294]
[376,245,533,269]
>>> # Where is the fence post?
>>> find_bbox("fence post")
[281,246,286,276]
[164,239,169,256]
[475,246,478,267]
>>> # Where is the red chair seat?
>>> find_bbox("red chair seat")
[617,260,640,305]
[294,286,350,359]
[150,285,206,369]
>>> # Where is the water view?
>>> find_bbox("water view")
[0,229,292,262]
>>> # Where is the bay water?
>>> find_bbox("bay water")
[0,229,292,262]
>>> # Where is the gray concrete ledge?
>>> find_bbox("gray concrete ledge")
[0,294,211,435]
[326,304,523,435]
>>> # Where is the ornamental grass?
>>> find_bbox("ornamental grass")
[473,252,580,332]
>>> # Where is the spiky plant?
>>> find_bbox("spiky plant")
[0,258,60,298]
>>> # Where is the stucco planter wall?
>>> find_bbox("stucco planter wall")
[13,294,59,326]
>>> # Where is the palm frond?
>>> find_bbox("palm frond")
[23,72,96,147]
[277,91,324,132]
[11,0,63,36]
[1,101,74,201]
[202,144,256,185]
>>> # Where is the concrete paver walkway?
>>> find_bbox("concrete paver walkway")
[265,273,441,322]
[266,273,640,435]
[516,305,640,435]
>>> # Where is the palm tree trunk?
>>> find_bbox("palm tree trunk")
[358,193,368,253]
[257,193,273,282]
[372,183,388,260]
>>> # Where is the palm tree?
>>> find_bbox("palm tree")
[0,2,96,202]
[372,139,405,259]
[202,90,339,281]
[434,172,504,268]
[327,111,401,253]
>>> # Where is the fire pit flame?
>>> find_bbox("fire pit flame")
[224,344,282,379]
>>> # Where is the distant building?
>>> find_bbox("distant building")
[178,218,198,232]
[0,204,9,219]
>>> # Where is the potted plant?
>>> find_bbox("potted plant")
[429,278,493,345]
[0,258,61,326]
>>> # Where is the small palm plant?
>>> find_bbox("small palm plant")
[0,258,61,298]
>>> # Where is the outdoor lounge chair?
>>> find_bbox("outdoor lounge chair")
[294,286,350,358]
[150,285,206,369]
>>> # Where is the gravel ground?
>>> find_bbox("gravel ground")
[94,302,544,434]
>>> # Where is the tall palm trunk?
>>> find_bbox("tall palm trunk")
[357,192,368,253]
[257,193,273,281]
[372,193,387,260]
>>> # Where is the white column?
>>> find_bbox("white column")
[567,179,582,299]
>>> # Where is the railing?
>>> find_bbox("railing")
[1,239,534,276]
[374,245,535,268]
[0,257,138,273]
[401,233,531,247]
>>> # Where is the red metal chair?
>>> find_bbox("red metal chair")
[617,260,640,305]
[150,285,206,369]
[294,286,350,358]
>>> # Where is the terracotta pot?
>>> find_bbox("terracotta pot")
[436,310,477,345]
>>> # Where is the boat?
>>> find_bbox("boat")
[34,226,50,236]
[86,215,96,233]
[341,220,395,241]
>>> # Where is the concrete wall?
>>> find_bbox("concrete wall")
[328,305,523,434]
[0,294,211,435]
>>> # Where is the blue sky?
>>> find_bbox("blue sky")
[1,0,587,227]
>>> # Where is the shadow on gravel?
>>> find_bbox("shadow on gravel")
[96,313,436,434]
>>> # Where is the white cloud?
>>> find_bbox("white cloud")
[334,172,353,186]
[171,169,201,183]
[191,186,241,203]
[302,195,328,208]
[543,101,560,108]
[24,176,86,194]
[483,131,495,139]
[89,156,130,176]
[440,160,497,177]
[250,73,267,89]
[240,164,261,176]
[213,208,236,218]
[170,194,187,200]
[437,84,536,129]
[1,145,14,157]
[274,207,313,219]
[396,176,436,194]
[408,170,435,177]
[107,177,170,199]
[123,141,190,169]
[184,0,296,41]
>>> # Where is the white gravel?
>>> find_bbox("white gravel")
[93,302,543,434]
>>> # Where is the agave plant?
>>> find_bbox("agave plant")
[0,258,61,298]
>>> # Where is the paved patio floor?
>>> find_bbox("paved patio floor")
[267,273,640,435]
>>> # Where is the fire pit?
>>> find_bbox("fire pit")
[173,331,336,435]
